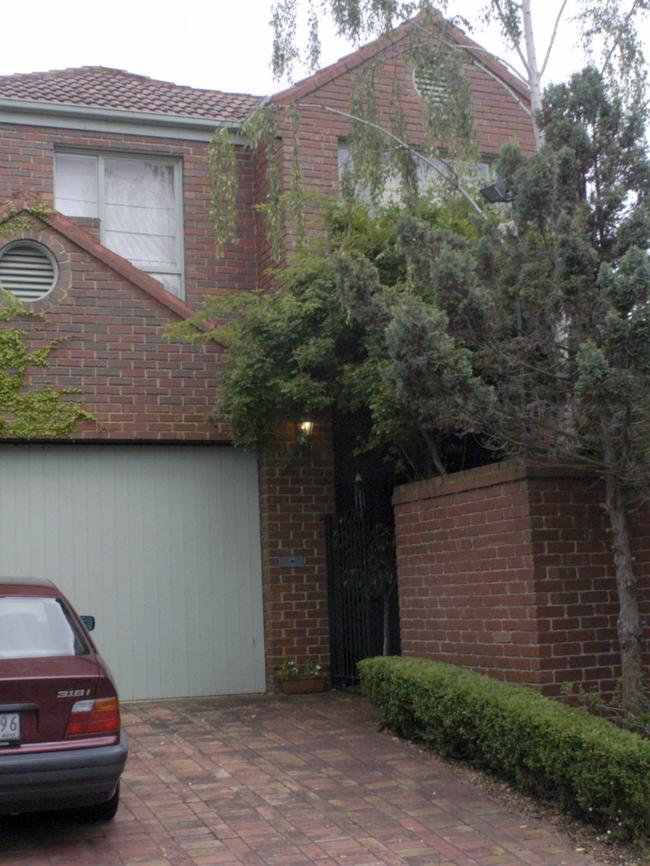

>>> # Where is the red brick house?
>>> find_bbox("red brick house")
[0,22,534,699]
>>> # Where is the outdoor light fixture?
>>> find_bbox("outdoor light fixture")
[479,178,511,204]
[296,419,314,446]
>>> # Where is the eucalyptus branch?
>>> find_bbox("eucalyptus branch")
[481,340,573,381]
[600,0,645,76]
[474,404,604,468]
[484,425,606,472]
[298,102,485,215]
[398,443,419,477]
[464,52,532,119]
[454,43,528,85]
[540,0,569,77]
[490,0,531,74]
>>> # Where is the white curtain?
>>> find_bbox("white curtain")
[103,158,177,271]
[55,154,182,296]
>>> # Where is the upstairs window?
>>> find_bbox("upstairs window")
[338,143,493,205]
[55,152,184,298]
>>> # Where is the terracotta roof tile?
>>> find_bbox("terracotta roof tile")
[0,66,262,123]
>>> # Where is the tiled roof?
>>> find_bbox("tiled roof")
[0,66,262,123]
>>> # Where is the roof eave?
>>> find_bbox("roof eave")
[0,96,253,141]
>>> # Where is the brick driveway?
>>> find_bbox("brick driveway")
[0,692,596,866]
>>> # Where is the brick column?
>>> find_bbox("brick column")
[393,461,650,698]
[258,418,336,690]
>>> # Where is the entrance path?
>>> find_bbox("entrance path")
[0,692,597,866]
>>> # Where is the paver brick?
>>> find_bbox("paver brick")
[0,693,598,866]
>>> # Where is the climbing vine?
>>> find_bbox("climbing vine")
[0,293,95,438]
[0,199,52,239]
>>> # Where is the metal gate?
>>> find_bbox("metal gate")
[325,513,397,688]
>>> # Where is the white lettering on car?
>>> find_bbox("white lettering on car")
[57,689,92,698]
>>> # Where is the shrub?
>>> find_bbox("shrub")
[358,656,650,844]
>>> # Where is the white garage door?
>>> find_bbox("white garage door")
[0,444,266,700]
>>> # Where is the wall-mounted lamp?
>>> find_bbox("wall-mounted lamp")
[296,419,314,446]
[479,178,511,204]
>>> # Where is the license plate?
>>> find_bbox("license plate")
[0,713,21,743]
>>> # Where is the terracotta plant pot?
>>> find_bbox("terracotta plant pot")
[278,676,329,695]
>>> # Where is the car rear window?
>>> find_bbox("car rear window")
[0,596,90,659]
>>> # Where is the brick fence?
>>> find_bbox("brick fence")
[393,461,650,697]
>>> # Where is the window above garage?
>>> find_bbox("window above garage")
[55,152,184,298]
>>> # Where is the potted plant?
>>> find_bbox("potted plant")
[275,658,329,694]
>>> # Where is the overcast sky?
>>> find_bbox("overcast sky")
[0,1,646,98]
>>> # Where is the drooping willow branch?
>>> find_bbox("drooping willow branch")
[409,20,532,122]
[600,0,645,75]
[299,101,484,215]
[489,0,531,75]
[410,19,527,86]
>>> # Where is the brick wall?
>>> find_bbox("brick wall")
[0,27,534,693]
[393,461,650,697]
[527,473,622,696]
[269,27,536,262]
[0,124,258,306]
[258,419,336,686]
[1,219,228,441]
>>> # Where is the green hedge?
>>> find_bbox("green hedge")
[358,656,650,843]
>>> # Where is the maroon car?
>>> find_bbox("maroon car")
[0,577,127,820]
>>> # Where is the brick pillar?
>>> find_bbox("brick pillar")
[393,461,650,698]
[394,463,542,688]
[258,418,336,690]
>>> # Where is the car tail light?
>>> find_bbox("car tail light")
[65,697,120,737]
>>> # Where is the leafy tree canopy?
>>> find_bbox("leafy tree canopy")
[272,0,649,151]
[210,1,648,259]
[183,67,650,704]
[170,196,482,477]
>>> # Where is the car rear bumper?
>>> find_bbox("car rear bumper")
[0,733,127,814]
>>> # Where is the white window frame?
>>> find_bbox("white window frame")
[55,150,185,299]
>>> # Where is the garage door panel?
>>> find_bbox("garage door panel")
[0,445,265,700]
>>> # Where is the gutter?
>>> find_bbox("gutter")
[0,97,254,143]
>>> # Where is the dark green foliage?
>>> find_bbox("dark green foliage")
[218,257,364,451]
[359,656,650,843]
[170,199,483,475]
[192,70,650,491]
[563,679,650,739]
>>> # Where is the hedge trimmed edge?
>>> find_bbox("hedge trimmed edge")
[359,656,650,844]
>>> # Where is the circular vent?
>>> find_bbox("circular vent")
[0,241,58,302]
